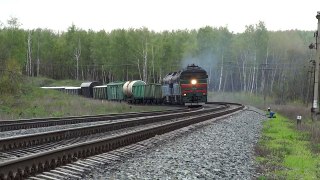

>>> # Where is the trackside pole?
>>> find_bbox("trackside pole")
[312,11,320,121]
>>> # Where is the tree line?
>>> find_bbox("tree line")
[0,17,316,103]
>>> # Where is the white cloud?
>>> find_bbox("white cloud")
[0,0,319,32]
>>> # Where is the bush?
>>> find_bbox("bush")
[0,58,23,95]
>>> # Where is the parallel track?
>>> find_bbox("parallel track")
[0,102,244,180]
[0,107,193,132]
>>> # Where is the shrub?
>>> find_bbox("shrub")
[0,58,23,95]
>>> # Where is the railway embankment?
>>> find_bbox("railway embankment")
[82,106,320,179]
[83,106,266,179]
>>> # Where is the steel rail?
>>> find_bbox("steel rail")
[0,106,226,151]
[0,103,244,180]
[0,107,200,132]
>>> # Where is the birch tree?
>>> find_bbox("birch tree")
[151,45,155,83]
[26,31,32,76]
[255,22,269,94]
[36,31,40,77]
[74,38,81,80]
[142,41,148,82]
[217,27,232,92]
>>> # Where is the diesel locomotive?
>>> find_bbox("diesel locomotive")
[162,64,208,106]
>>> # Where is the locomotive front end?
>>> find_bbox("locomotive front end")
[180,64,208,106]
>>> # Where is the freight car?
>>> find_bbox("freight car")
[81,81,101,98]
[93,85,108,99]
[162,64,208,106]
[107,82,125,101]
[123,80,146,103]
[121,81,163,104]
[144,83,162,104]
[64,87,82,95]
[41,86,66,92]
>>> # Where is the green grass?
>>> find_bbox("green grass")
[256,115,320,179]
[208,91,273,108]
[25,76,84,87]
[0,77,166,120]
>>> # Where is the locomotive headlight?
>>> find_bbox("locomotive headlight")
[191,79,197,85]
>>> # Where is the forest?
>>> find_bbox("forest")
[0,17,316,104]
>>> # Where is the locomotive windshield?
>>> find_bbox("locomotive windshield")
[180,72,208,80]
[180,64,208,80]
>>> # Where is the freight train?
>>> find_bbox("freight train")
[42,64,208,106]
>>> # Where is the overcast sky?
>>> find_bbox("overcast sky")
[0,0,319,33]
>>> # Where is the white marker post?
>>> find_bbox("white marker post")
[297,115,302,127]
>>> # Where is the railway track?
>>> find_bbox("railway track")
[0,107,194,132]
[0,102,244,180]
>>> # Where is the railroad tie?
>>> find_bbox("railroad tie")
[42,171,65,179]
[91,157,114,164]
[96,153,120,161]
[109,151,127,157]
[35,174,61,180]
[27,177,46,180]
[89,156,109,162]
[85,158,105,164]
[68,164,91,171]
[55,167,83,176]
[111,151,129,157]
[73,160,93,167]
[61,165,86,173]
[50,169,82,179]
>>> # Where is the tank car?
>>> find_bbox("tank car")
[162,64,208,106]
[123,80,146,103]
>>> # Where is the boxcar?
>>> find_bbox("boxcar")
[93,85,108,99]
[144,83,162,104]
[154,84,162,100]
[81,81,101,98]
[107,82,125,101]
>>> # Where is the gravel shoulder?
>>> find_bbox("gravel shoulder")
[84,106,267,180]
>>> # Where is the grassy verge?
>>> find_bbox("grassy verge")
[256,115,320,179]
[208,92,310,118]
[25,76,84,87]
[0,77,166,120]
[208,91,274,108]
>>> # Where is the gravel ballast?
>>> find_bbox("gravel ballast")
[84,106,266,179]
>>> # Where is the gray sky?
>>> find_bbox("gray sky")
[0,0,319,33]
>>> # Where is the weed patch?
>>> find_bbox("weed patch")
[256,115,320,179]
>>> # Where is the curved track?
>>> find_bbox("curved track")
[0,108,195,132]
[0,102,244,180]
